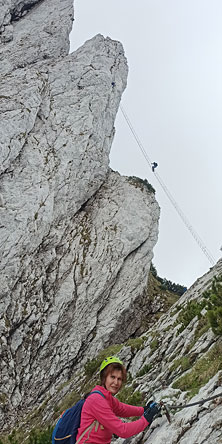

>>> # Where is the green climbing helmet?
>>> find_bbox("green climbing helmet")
[100,356,123,373]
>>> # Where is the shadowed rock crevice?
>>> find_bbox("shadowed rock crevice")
[10,1,44,23]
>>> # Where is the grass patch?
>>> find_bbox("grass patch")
[185,315,211,354]
[128,176,155,194]
[117,385,143,406]
[0,427,53,444]
[27,427,53,444]
[163,325,172,332]
[204,275,222,335]
[176,300,206,334]
[54,391,80,415]
[126,337,147,351]
[170,305,182,317]
[136,364,152,378]
[172,342,222,397]
[194,315,210,341]
[150,338,159,353]
[169,356,191,374]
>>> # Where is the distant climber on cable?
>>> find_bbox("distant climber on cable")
[151,162,158,172]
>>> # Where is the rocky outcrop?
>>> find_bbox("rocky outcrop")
[2,2,220,443]
[0,0,160,431]
[0,0,73,68]
[114,259,222,444]
[34,260,221,444]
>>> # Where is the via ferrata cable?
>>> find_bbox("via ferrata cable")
[166,391,222,410]
[120,104,216,266]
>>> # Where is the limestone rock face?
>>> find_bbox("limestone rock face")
[0,0,73,68]
[0,0,160,430]
[115,259,222,444]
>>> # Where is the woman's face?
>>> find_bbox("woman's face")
[105,369,123,395]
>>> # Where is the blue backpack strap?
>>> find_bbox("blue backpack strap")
[89,390,105,399]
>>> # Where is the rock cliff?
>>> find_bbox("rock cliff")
[1,2,221,443]
[42,260,221,444]
[119,259,222,444]
[0,0,160,432]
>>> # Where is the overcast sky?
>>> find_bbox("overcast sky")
[70,0,222,288]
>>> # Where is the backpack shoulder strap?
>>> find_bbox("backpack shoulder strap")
[75,420,98,444]
[75,391,105,444]
[89,390,105,399]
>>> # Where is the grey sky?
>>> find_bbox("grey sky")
[70,0,222,287]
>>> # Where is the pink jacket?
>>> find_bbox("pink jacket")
[76,385,148,444]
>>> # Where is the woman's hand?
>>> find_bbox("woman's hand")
[144,400,154,411]
[143,402,162,424]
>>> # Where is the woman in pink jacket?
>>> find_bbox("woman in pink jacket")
[76,356,161,444]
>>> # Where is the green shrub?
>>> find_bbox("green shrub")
[204,275,222,335]
[150,338,159,352]
[136,364,152,377]
[172,342,222,397]
[128,176,155,194]
[150,264,186,296]
[208,308,222,335]
[0,427,53,444]
[176,300,206,334]
[0,430,21,444]
[194,315,210,340]
[84,359,99,377]
[126,337,146,351]
[186,315,210,352]
[28,427,53,444]
[169,356,191,374]
[117,386,143,406]
[0,431,19,444]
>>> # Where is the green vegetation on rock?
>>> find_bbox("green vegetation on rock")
[193,315,210,341]
[172,342,222,397]
[27,427,53,444]
[117,385,143,406]
[204,275,222,335]
[142,272,180,332]
[128,176,155,194]
[174,275,222,337]
[150,338,159,353]
[176,300,206,334]
[169,356,192,374]
[126,337,147,351]
[54,391,80,416]
[0,427,53,444]
[136,364,152,378]
[185,315,211,353]
[150,264,186,296]
[0,393,7,405]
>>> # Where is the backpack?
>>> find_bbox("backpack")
[52,390,105,444]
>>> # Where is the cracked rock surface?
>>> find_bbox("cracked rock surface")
[114,259,222,444]
[0,0,160,430]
